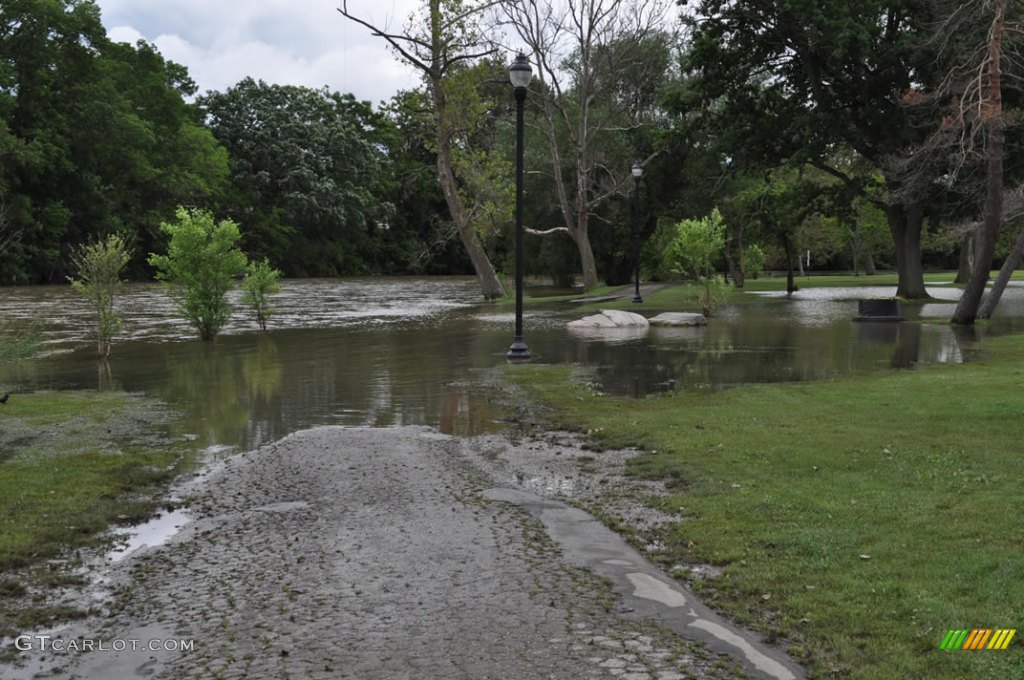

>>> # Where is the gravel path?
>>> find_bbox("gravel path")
[10,426,789,680]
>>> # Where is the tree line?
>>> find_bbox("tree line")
[3,0,1023,323]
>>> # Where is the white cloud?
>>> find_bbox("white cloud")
[95,0,424,105]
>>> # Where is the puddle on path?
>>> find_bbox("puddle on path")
[106,509,192,563]
[106,443,235,562]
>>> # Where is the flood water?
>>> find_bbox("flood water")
[2,277,1022,452]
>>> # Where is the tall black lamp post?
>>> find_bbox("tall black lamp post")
[631,160,644,304]
[507,53,533,360]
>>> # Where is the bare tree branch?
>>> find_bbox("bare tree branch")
[498,0,675,289]
[525,225,572,235]
[338,0,509,299]
[338,2,432,74]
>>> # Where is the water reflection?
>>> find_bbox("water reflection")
[0,278,1021,452]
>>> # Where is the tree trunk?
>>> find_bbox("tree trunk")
[952,0,1005,325]
[849,220,861,276]
[339,0,505,300]
[954,234,974,284]
[978,224,1024,319]
[572,216,599,291]
[730,230,745,288]
[865,250,877,275]
[573,168,600,291]
[887,203,928,299]
[783,233,797,295]
[436,146,505,299]
[431,74,505,300]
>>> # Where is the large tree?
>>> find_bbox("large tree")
[684,0,941,299]
[376,89,463,273]
[922,0,1020,324]
[0,0,227,282]
[499,0,675,291]
[339,0,508,299]
[199,79,386,276]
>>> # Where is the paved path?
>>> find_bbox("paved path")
[12,427,802,680]
[569,283,669,304]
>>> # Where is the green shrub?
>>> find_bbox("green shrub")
[148,208,248,341]
[743,243,766,280]
[241,258,282,331]
[663,209,727,315]
[68,234,133,358]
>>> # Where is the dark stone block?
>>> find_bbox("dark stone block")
[853,298,904,322]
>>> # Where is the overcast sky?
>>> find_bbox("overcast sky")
[94,0,424,106]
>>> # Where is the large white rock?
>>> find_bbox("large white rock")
[567,310,650,328]
[648,312,707,327]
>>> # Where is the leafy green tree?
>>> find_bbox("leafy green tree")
[95,40,229,268]
[683,0,944,299]
[743,244,766,280]
[148,208,248,341]
[733,171,820,294]
[375,62,516,279]
[377,90,468,274]
[443,60,515,250]
[241,259,282,332]
[339,0,508,299]
[664,209,727,315]
[68,234,132,358]
[200,79,384,277]
[0,1,227,283]
[0,0,107,281]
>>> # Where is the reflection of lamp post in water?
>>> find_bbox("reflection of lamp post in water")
[631,161,644,304]
[507,53,533,360]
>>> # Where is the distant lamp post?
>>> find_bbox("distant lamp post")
[507,52,533,360]
[631,160,644,304]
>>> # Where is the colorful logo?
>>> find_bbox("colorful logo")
[941,629,1016,650]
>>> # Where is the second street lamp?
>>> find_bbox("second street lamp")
[631,161,644,304]
[507,53,532,360]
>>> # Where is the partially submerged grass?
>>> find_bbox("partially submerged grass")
[718,270,1021,293]
[503,333,1024,679]
[554,270,1024,316]
[0,392,185,568]
[0,390,188,636]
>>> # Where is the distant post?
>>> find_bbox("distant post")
[631,161,644,304]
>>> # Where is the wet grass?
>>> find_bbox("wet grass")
[0,390,189,637]
[503,332,1024,679]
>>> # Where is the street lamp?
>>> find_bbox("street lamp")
[631,160,644,304]
[507,52,532,360]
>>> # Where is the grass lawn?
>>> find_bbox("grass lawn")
[737,271,956,292]
[503,332,1024,679]
[0,391,188,636]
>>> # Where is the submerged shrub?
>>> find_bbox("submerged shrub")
[148,208,248,341]
[68,234,133,358]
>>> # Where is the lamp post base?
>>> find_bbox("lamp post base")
[632,294,643,303]
[506,337,531,360]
